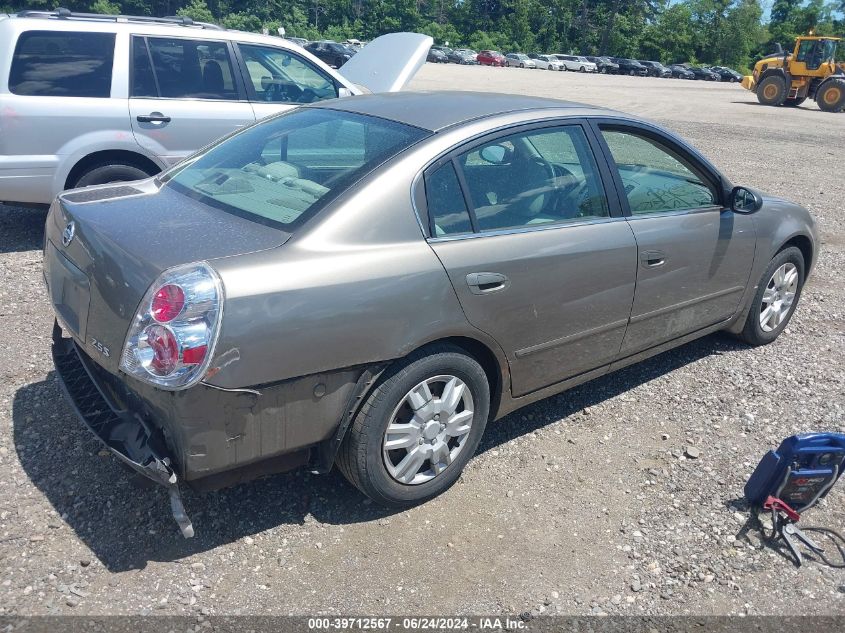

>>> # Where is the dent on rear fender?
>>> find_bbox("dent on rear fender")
[204,347,241,381]
[125,366,362,482]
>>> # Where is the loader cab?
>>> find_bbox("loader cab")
[792,37,838,74]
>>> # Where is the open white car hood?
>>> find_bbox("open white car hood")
[338,33,433,93]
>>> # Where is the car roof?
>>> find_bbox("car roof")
[2,11,299,49]
[313,91,615,133]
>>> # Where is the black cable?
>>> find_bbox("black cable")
[800,526,845,568]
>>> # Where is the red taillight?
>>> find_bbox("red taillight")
[121,263,222,389]
[151,284,185,323]
[147,325,179,375]
[181,344,207,365]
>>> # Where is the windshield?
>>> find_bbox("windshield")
[164,109,428,229]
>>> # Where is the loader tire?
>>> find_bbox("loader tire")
[816,78,845,112]
[757,75,787,106]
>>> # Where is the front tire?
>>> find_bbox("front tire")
[337,345,490,507]
[738,247,805,346]
[756,75,787,106]
[72,162,155,189]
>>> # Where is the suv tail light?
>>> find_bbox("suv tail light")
[120,262,223,390]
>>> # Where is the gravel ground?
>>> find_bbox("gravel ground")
[1,65,844,618]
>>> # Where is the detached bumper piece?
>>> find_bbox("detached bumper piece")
[52,324,194,538]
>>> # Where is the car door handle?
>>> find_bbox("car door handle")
[640,250,666,268]
[466,272,510,294]
[136,113,171,124]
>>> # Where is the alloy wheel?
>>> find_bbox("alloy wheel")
[759,262,798,332]
[382,375,475,485]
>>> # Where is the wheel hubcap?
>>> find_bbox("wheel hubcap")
[759,262,798,332]
[823,87,841,105]
[763,84,778,99]
[382,375,474,485]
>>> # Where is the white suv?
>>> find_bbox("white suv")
[0,9,430,206]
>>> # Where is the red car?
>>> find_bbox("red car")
[477,50,506,67]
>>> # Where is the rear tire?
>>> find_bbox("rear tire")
[756,75,787,106]
[816,78,845,112]
[738,247,805,346]
[72,162,155,189]
[337,344,490,507]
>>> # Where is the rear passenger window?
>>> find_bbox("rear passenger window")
[426,162,473,236]
[134,37,238,100]
[9,30,115,97]
[457,126,608,231]
[131,38,157,97]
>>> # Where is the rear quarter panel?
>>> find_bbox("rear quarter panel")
[205,152,501,390]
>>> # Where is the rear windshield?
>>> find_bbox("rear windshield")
[164,108,428,228]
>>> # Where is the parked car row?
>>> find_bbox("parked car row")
[280,37,367,68]
[302,40,359,68]
[426,46,743,82]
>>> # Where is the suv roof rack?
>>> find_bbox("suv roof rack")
[16,8,225,30]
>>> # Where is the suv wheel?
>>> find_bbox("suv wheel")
[739,247,805,346]
[72,162,156,189]
[337,344,490,507]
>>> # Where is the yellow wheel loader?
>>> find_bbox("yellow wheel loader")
[741,35,845,112]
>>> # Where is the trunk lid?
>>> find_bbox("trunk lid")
[337,32,433,93]
[44,180,289,373]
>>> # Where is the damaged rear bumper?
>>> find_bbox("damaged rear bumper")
[51,322,194,538]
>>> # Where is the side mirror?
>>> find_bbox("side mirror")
[479,144,511,165]
[730,186,764,214]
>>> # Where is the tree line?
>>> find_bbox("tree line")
[5,0,845,71]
